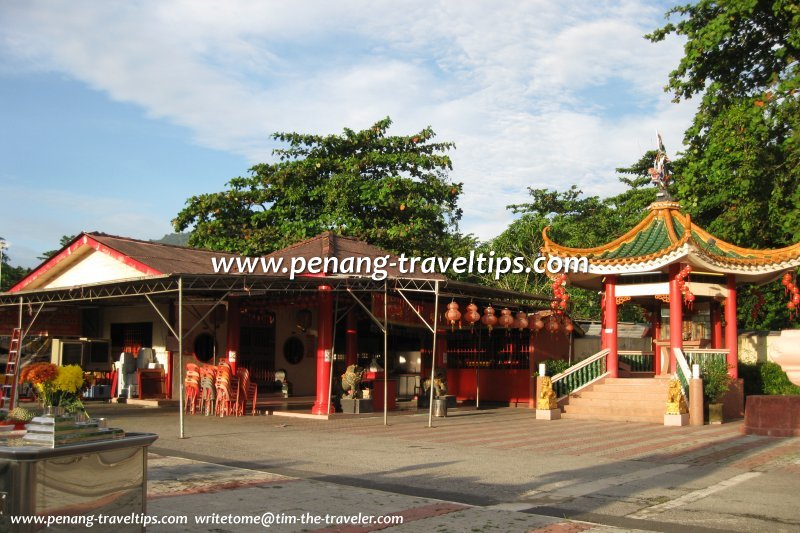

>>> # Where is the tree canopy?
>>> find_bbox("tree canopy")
[173,117,467,258]
[648,0,800,329]
[648,0,800,248]
[480,152,659,320]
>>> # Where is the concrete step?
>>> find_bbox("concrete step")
[567,392,667,403]
[558,375,669,423]
[562,404,665,416]
[561,412,664,423]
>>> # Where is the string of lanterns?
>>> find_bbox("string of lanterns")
[782,272,799,319]
[443,299,571,335]
[675,265,695,308]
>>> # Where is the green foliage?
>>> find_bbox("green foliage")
[174,117,467,258]
[37,235,77,262]
[481,152,658,320]
[650,1,800,329]
[741,361,800,395]
[544,358,571,376]
[701,358,733,403]
[0,238,31,292]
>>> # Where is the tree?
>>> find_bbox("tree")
[38,235,77,262]
[0,239,31,292]
[649,0,800,329]
[174,118,466,257]
[483,152,659,320]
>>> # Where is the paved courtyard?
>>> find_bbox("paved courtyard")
[95,403,800,532]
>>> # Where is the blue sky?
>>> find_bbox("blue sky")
[0,1,693,268]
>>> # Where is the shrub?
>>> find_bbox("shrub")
[544,359,571,376]
[701,358,733,403]
[738,362,800,396]
[759,362,800,395]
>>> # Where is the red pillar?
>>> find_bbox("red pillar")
[345,310,358,367]
[604,276,618,378]
[312,285,334,415]
[725,275,739,379]
[652,304,662,376]
[225,298,240,372]
[711,302,723,349]
[669,264,683,373]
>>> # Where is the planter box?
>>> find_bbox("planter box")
[340,398,373,414]
[743,395,800,437]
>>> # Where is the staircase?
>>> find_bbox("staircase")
[560,376,670,423]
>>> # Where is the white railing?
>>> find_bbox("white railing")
[550,349,610,399]
[672,347,692,405]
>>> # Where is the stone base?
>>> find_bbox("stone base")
[536,408,561,420]
[340,398,373,414]
[664,413,690,426]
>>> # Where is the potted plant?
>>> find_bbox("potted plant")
[6,406,35,430]
[702,358,733,424]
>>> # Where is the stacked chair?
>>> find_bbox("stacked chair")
[235,367,259,416]
[184,363,201,414]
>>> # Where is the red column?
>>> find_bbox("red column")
[652,304,661,376]
[312,285,334,415]
[725,275,739,379]
[604,276,618,378]
[345,310,358,367]
[711,302,723,349]
[669,264,683,373]
[225,298,240,371]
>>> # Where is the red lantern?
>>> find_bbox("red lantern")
[530,313,545,332]
[793,294,800,305]
[547,317,560,333]
[481,305,497,332]
[498,308,514,329]
[464,303,480,326]
[789,301,796,310]
[564,319,574,334]
[445,301,461,330]
[515,311,529,330]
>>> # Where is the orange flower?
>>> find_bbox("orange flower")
[20,362,58,385]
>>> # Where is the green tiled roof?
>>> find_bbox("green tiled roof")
[595,217,673,259]
[692,231,751,259]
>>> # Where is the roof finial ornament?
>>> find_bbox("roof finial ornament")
[648,132,674,201]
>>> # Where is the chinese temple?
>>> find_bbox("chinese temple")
[541,140,800,422]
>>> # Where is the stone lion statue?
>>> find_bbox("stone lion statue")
[341,364,365,399]
[666,379,688,415]
[537,376,558,410]
[422,371,448,399]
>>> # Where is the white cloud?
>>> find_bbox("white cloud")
[0,0,692,264]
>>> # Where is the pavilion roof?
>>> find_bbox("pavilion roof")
[542,201,800,286]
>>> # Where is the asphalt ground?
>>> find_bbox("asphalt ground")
[87,402,800,532]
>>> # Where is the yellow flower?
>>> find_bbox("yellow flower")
[53,365,85,394]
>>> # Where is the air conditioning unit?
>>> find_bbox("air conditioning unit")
[51,338,111,371]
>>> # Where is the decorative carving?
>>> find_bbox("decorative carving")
[341,364,365,399]
[655,294,670,303]
[665,379,688,415]
[648,133,674,201]
[537,376,558,410]
[615,296,632,305]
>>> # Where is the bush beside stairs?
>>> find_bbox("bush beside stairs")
[559,375,671,423]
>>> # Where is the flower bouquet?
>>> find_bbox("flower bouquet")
[19,363,89,418]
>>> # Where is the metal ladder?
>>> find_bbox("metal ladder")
[0,328,21,410]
